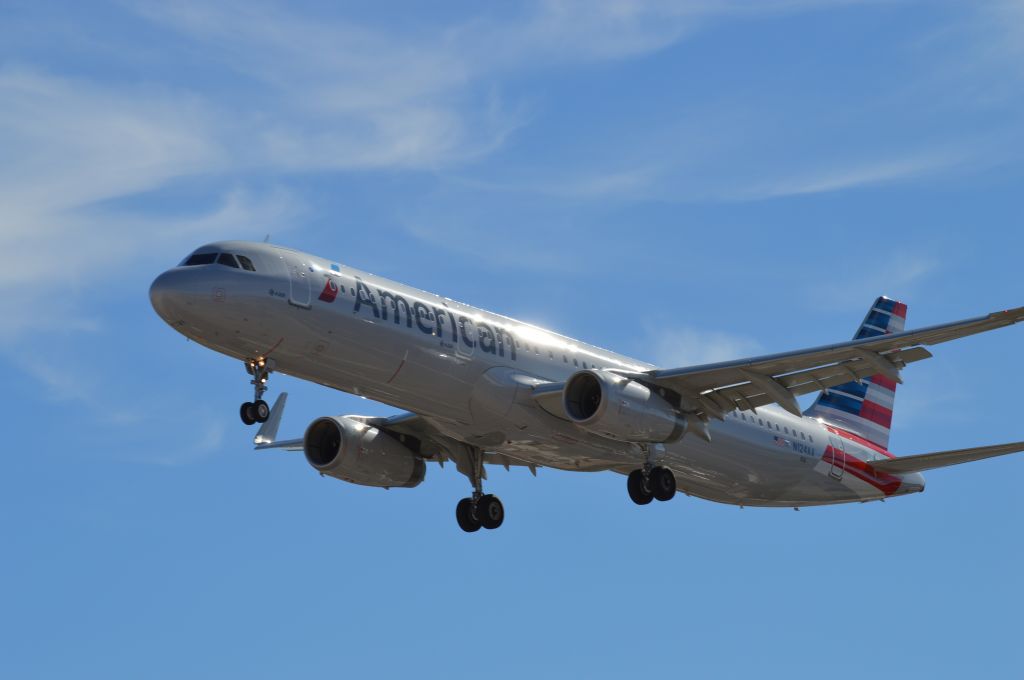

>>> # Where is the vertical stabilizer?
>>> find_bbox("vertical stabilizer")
[804,297,907,449]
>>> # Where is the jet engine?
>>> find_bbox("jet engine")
[304,416,426,488]
[563,369,684,443]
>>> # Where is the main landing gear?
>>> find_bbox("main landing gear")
[455,445,504,533]
[627,465,677,505]
[239,357,275,425]
[456,494,504,533]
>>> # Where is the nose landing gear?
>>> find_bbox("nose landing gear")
[239,358,275,425]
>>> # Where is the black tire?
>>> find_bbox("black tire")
[254,399,271,423]
[477,495,504,530]
[650,466,677,502]
[627,470,654,505]
[240,402,256,426]
[456,498,481,533]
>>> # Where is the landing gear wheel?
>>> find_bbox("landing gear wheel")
[477,494,505,530]
[627,469,654,505]
[650,466,677,502]
[456,498,482,533]
[240,357,275,426]
[253,399,270,423]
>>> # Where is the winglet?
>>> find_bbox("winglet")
[254,392,288,445]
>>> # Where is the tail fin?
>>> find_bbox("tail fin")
[804,297,907,449]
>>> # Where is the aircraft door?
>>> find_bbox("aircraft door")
[456,315,477,359]
[282,254,311,308]
[827,434,846,481]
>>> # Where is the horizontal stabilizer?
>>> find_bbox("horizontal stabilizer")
[871,441,1024,474]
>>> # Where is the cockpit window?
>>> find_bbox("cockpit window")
[184,252,217,266]
[217,253,240,268]
[237,255,256,271]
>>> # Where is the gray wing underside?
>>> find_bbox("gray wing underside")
[252,393,542,475]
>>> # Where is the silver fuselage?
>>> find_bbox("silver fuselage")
[150,241,925,507]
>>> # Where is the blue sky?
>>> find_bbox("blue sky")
[4,1,1024,677]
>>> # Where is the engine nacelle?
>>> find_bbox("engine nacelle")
[563,370,684,443]
[304,416,426,489]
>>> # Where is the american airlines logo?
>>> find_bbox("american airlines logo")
[350,277,518,360]
[318,278,339,303]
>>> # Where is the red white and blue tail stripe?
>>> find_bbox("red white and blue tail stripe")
[804,297,907,450]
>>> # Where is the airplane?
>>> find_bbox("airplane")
[150,240,1024,532]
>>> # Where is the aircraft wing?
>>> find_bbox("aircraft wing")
[253,393,542,474]
[622,306,1024,420]
[351,412,543,475]
[870,441,1024,474]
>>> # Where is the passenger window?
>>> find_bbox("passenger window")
[218,253,240,268]
[784,427,789,435]
[573,358,579,367]
[563,355,568,363]
[800,432,806,440]
[237,255,256,271]
[809,436,814,443]
[758,419,764,426]
[184,252,217,266]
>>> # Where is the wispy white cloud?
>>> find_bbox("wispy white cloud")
[467,0,892,67]
[645,326,763,367]
[0,66,223,219]
[129,419,227,467]
[403,219,587,273]
[443,147,967,203]
[0,182,302,340]
[444,165,661,201]
[128,1,523,171]
[726,150,971,201]
[806,256,940,314]
[1,0,1014,383]
[126,0,884,176]
[12,347,231,465]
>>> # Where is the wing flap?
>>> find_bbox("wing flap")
[871,442,1024,474]
[698,347,933,415]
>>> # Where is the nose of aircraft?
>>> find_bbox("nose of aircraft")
[149,269,188,324]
